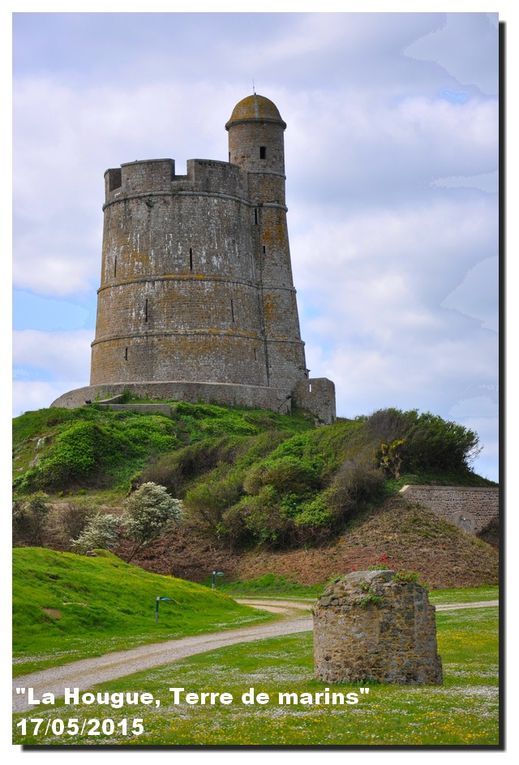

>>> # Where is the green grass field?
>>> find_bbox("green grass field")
[218,573,498,604]
[12,605,499,746]
[13,548,271,676]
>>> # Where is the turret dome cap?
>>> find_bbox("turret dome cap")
[226,94,286,130]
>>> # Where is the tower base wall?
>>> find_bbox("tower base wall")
[50,377,336,424]
[51,381,293,413]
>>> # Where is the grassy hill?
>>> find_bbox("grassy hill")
[12,547,270,676]
[13,401,494,554]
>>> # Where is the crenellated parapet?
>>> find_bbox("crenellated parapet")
[104,157,248,207]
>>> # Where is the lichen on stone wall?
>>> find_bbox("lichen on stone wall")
[313,569,442,685]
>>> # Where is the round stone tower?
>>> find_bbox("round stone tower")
[226,95,308,389]
[90,152,268,388]
[52,94,336,423]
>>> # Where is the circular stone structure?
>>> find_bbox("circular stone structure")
[313,570,442,685]
[51,93,336,425]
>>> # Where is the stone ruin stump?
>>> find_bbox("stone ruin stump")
[313,570,442,685]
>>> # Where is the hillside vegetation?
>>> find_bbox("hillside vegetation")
[13,402,494,553]
[12,547,269,675]
[127,498,498,589]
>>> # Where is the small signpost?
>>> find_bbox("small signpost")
[211,571,224,589]
[155,596,172,623]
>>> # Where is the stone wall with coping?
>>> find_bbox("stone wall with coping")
[399,485,499,535]
[51,380,292,414]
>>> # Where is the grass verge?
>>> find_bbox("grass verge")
[218,575,498,605]
[13,548,271,676]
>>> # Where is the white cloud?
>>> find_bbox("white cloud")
[404,12,499,96]
[292,198,498,353]
[12,381,85,417]
[13,330,91,381]
[442,256,499,332]
[13,78,237,295]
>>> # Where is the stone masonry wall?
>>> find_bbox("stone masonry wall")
[313,570,442,685]
[399,485,499,535]
[293,378,336,424]
[51,380,292,413]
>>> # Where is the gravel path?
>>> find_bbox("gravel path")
[434,600,499,611]
[12,616,311,713]
[12,598,498,713]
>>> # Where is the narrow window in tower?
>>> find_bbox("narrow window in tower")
[260,146,267,159]
[230,299,235,323]
[254,209,258,225]
[253,348,257,361]
[114,257,117,277]
[309,383,312,393]
[262,245,266,254]
[189,248,193,271]
[124,347,128,361]
[145,298,148,323]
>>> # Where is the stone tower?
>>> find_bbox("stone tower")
[52,95,336,424]
[226,96,307,390]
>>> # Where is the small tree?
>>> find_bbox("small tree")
[12,493,50,546]
[378,438,405,479]
[71,513,121,553]
[123,482,182,562]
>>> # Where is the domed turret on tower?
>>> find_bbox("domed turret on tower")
[226,93,286,179]
[226,94,286,128]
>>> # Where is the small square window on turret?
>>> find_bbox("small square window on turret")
[259,146,267,159]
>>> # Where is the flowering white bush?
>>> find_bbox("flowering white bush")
[123,482,183,561]
[71,513,121,553]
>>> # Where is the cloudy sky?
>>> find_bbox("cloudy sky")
[12,12,499,480]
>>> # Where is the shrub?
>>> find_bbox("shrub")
[218,504,249,549]
[327,459,386,521]
[378,438,405,479]
[123,482,183,561]
[239,487,294,547]
[184,471,244,532]
[243,455,321,496]
[71,513,121,553]
[139,453,185,495]
[402,412,480,472]
[12,493,50,546]
[14,410,178,494]
[38,421,101,486]
[365,408,409,444]
[366,408,480,474]
[141,437,240,496]
[293,494,333,528]
[43,503,94,550]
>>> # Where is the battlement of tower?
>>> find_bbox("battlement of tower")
[104,157,248,205]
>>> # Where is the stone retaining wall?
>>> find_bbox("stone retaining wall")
[399,485,499,535]
[51,380,292,413]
